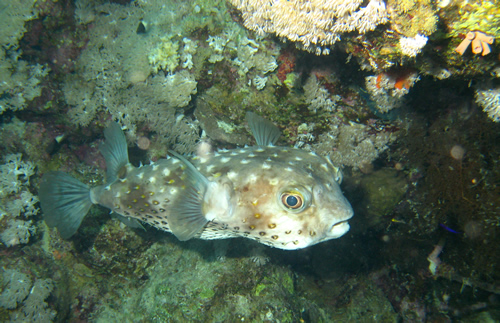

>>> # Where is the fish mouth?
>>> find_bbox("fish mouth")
[328,220,350,238]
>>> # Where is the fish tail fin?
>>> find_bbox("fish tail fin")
[39,171,94,239]
[99,122,129,184]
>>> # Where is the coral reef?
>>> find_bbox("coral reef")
[0,0,48,114]
[475,87,500,122]
[0,0,498,322]
[229,0,389,54]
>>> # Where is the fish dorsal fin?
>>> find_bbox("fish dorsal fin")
[99,123,130,184]
[246,112,281,146]
[168,150,209,241]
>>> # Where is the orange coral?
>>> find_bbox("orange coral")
[455,31,495,56]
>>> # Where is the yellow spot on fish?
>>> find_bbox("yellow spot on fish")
[285,230,291,234]
[271,235,279,240]
[213,172,221,178]
[259,232,266,236]
[293,240,299,245]
[251,200,258,206]
[127,205,132,209]
[268,223,276,229]
[254,213,261,219]
[141,194,146,199]
[310,231,316,236]
[144,203,150,207]
[134,185,140,190]
[149,191,154,196]
[132,199,138,203]
[126,190,131,194]
[153,200,159,205]
[168,179,175,184]
[249,225,256,230]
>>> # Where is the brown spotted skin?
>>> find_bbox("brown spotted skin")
[92,146,353,250]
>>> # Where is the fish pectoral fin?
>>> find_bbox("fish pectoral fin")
[246,112,281,146]
[169,150,210,241]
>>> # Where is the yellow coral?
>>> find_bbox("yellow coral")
[148,38,179,73]
[452,0,500,37]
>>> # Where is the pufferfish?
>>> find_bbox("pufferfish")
[39,113,353,250]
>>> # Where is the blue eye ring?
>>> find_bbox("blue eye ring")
[281,192,303,209]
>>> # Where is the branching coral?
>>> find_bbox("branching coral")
[229,0,388,54]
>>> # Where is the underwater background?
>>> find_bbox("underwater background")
[0,0,499,321]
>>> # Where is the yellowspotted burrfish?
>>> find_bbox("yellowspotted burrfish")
[39,112,353,250]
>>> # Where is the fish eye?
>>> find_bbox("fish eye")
[278,186,311,213]
[280,192,304,210]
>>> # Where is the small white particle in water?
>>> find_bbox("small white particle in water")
[114,192,121,198]
[239,149,246,153]
[285,167,293,171]
[162,168,170,176]
[149,176,156,183]
[152,164,159,171]
[295,156,303,161]
[309,151,317,156]
[230,152,238,156]
[137,172,144,179]
[172,159,180,164]
[262,163,271,169]
[241,159,249,164]
[221,157,231,163]
[170,188,177,194]
[249,174,257,182]
[256,148,264,152]
[206,164,215,172]
[248,153,255,157]
[269,178,279,185]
